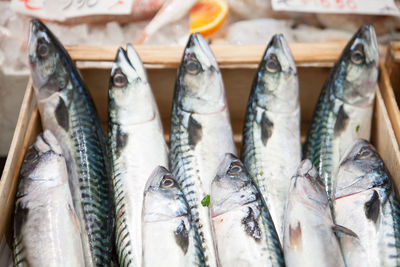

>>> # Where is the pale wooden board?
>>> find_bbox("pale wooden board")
[380,61,400,150]
[390,42,400,63]
[66,43,387,67]
[373,89,400,191]
[0,80,34,241]
[66,43,348,66]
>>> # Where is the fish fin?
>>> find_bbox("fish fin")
[174,220,189,254]
[188,116,202,148]
[242,207,261,241]
[116,125,128,157]
[332,224,358,238]
[14,201,29,238]
[55,97,69,132]
[364,190,380,223]
[334,105,349,137]
[289,221,302,248]
[261,112,273,146]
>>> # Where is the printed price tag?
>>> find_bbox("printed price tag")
[11,0,134,21]
[271,0,400,16]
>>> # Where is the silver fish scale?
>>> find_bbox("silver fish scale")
[170,108,209,267]
[241,112,287,266]
[383,190,400,265]
[242,103,267,193]
[66,89,114,265]
[257,198,285,267]
[303,86,338,202]
[109,129,135,267]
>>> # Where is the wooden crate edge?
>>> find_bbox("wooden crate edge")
[0,80,34,240]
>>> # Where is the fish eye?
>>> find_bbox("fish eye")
[228,162,242,176]
[266,55,281,73]
[357,148,373,159]
[161,175,176,189]
[57,76,67,89]
[185,59,202,75]
[37,42,49,58]
[25,147,37,161]
[350,48,365,65]
[113,70,128,87]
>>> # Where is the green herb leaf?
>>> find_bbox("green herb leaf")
[356,125,360,133]
[201,195,210,207]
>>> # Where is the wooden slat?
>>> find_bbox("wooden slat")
[3,106,41,245]
[390,42,400,51]
[66,43,387,66]
[373,89,400,192]
[66,43,348,66]
[390,42,400,63]
[379,61,400,149]
[0,81,34,240]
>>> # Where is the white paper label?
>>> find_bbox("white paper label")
[271,0,400,15]
[11,0,134,21]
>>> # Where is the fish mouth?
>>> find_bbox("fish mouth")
[261,33,294,70]
[112,45,148,89]
[353,24,379,64]
[187,33,215,58]
[184,32,218,72]
[269,34,285,51]
[28,20,42,63]
[113,47,134,74]
[356,24,377,48]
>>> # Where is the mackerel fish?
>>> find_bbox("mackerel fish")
[334,139,400,267]
[303,24,379,201]
[210,153,284,267]
[108,44,169,267]
[283,159,345,267]
[241,34,301,241]
[142,166,205,266]
[28,19,113,266]
[13,131,85,267]
[169,33,236,267]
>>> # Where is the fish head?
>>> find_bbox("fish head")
[334,24,379,106]
[335,139,389,199]
[109,44,157,125]
[289,160,329,210]
[28,19,72,102]
[17,130,65,197]
[254,34,299,113]
[143,166,188,222]
[175,33,226,114]
[211,153,257,217]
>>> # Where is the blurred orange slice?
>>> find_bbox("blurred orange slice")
[190,0,228,38]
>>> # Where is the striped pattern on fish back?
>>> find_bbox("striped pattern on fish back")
[241,98,267,196]
[68,82,114,266]
[257,197,286,267]
[302,85,337,201]
[169,107,209,267]
[384,190,400,265]
[108,123,135,267]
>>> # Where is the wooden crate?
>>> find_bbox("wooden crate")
[1,43,399,248]
[384,42,400,149]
